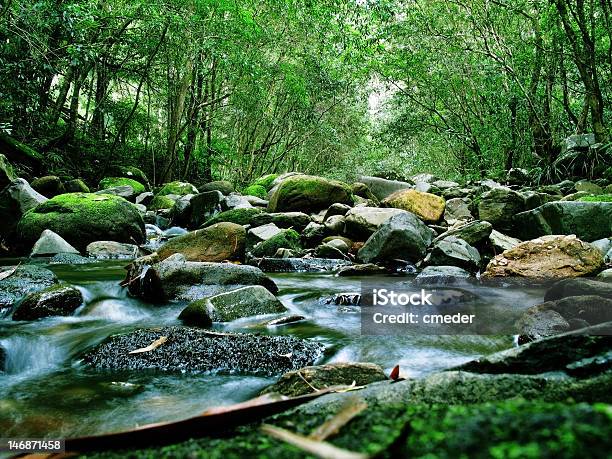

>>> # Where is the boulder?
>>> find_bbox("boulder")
[82,326,323,376]
[426,236,481,271]
[433,180,460,190]
[433,220,492,246]
[30,175,65,197]
[351,182,379,203]
[99,177,145,195]
[344,207,406,239]
[250,212,311,231]
[189,191,223,228]
[260,362,387,396]
[382,189,445,223]
[12,285,82,321]
[242,184,267,199]
[86,241,141,259]
[323,214,345,234]
[158,222,245,262]
[250,174,279,191]
[251,229,301,258]
[31,229,79,256]
[444,198,473,223]
[156,181,198,196]
[0,153,16,190]
[0,178,47,240]
[515,202,612,242]
[0,264,58,311]
[516,309,571,341]
[63,179,90,193]
[95,185,137,202]
[247,223,282,248]
[169,194,194,227]
[301,221,328,247]
[199,180,234,195]
[544,278,612,302]
[125,253,277,302]
[477,187,525,232]
[489,229,521,252]
[522,190,560,210]
[315,239,349,259]
[202,207,263,227]
[268,175,353,213]
[16,193,145,251]
[181,285,286,323]
[506,168,530,185]
[356,175,412,200]
[575,180,603,195]
[323,203,351,221]
[483,235,604,279]
[357,212,433,264]
[415,265,472,286]
[222,193,253,210]
[148,194,176,211]
[336,263,387,276]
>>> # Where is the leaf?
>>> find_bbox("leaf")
[261,424,369,459]
[0,263,20,281]
[390,364,400,381]
[128,336,167,354]
[309,396,368,441]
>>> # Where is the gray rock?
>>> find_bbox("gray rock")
[222,192,252,211]
[545,278,612,302]
[0,264,57,311]
[336,263,386,276]
[245,195,268,207]
[590,238,612,257]
[444,198,473,223]
[12,284,82,321]
[95,185,137,201]
[356,175,412,200]
[516,309,571,341]
[506,168,530,185]
[249,257,351,273]
[323,203,351,220]
[251,212,311,231]
[135,192,154,206]
[0,153,16,190]
[357,212,433,264]
[0,178,47,240]
[564,133,595,151]
[514,201,612,242]
[415,265,471,286]
[477,187,525,232]
[433,180,460,190]
[189,191,223,228]
[522,190,559,210]
[31,229,79,256]
[489,229,521,252]
[247,223,282,248]
[323,214,345,234]
[344,207,406,239]
[315,239,349,259]
[86,241,141,259]
[169,194,194,227]
[598,269,612,280]
[433,220,492,246]
[426,236,481,271]
[301,221,328,247]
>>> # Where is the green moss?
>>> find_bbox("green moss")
[578,194,612,202]
[251,174,279,191]
[99,177,146,194]
[202,207,263,227]
[113,166,150,189]
[268,175,353,212]
[148,195,176,210]
[242,185,267,199]
[251,228,301,257]
[157,181,198,196]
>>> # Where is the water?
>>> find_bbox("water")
[0,259,544,439]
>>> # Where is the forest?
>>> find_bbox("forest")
[1,0,611,185]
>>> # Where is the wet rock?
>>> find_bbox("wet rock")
[49,253,91,265]
[415,265,471,286]
[189,191,223,228]
[125,253,277,302]
[261,362,387,396]
[86,241,141,259]
[489,229,521,252]
[17,192,145,251]
[169,194,194,227]
[30,175,65,197]
[566,350,612,377]
[336,263,386,276]
[483,235,604,279]
[357,212,433,264]
[199,180,234,195]
[0,345,5,372]
[433,220,492,246]
[202,207,263,227]
[426,236,481,271]
[249,257,351,273]
[382,189,445,223]
[515,201,612,242]
[325,292,361,306]
[268,175,353,213]
[344,207,406,239]
[12,284,82,321]
[597,269,612,280]
[544,278,612,301]
[0,178,47,241]
[251,211,312,231]
[251,229,301,258]
[31,229,79,256]
[443,197,473,223]
[0,264,57,311]
[265,315,306,326]
[158,222,245,263]
[82,326,324,375]
[477,186,525,232]
[181,285,286,323]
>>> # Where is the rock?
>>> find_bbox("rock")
[357,212,433,264]
[433,180,460,189]
[336,263,386,276]
[315,239,349,259]
[242,184,267,199]
[323,203,351,221]
[125,253,278,302]
[597,269,612,280]
[426,236,481,271]
[444,198,473,223]
[156,181,198,196]
[31,229,79,256]
[17,193,145,251]
[0,153,16,190]
[382,189,445,223]
[489,229,521,252]
[12,285,82,321]
[251,229,301,258]
[189,191,223,228]
[135,192,154,207]
[477,187,525,232]
[433,220,492,246]
[415,266,471,285]
[522,190,560,210]
[169,194,194,227]
[82,326,323,375]
[99,177,145,195]
[247,223,282,248]
[0,264,58,311]
[86,241,141,259]
[157,222,245,262]
[265,315,306,326]
[301,221,328,247]
[0,178,47,240]
[483,235,604,279]
[199,180,234,195]
[110,166,151,190]
[221,193,253,210]
[344,207,406,239]
[544,278,612,302]
[356,175,412,200]
[514,202,612,242]
[244,195,268,207]
[250,212,311,231]
[177,301,213,327]
[261,362,387,396]
[249,257,351,273]
[516,309,571,341]
[561,191,591,201]
[506,168,530,185]
[49,253,91,265]
[323,214,345,234]
[95,185,137,202]
[63,178,90,193]
[575,180,603,195]
[268,175,353,213]
[351,182,379,203]
[148,194,176,211]
[181,285,286,323]
[590,238,612,257]
[564,133,596,151]
[30,175,65,197]
[249,174,279,191]
[202,207,263,227]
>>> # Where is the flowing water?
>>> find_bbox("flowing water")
[0,259,545,439]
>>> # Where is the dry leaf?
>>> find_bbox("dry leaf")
[128,336,167,354]
[309,396,367,441]
[0,263,20,281]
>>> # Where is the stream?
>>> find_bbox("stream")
[0,259,544,439]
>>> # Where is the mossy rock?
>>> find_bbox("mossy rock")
[63,179,90,193]
[251,228,301,257]
[251,174,279,191]
[202,207,263,227]
[0,153,16,190]
[111,166,150,190]
[268,175,353,213]
[242,185,267,199]
[382,189,446,223]
[12,284,82,321]
[156,181,198,196]
[30,176,65,198]
[148,195,176,211]
[199,180,234,195]
[99,177,145,195]
[16,193,145,251]
[578,194,612,203]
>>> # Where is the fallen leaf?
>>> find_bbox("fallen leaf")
[128,336,167,354]
[389,365,400,381]
[309,396,367,441]
[0,263,20,281]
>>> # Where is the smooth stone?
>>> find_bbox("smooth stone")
[31,229,79,256]
[86,241,141,259]
[415,266,472,286]
[12,285,82,321]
